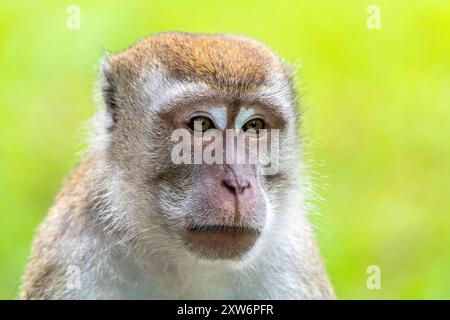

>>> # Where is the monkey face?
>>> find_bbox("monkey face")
[101,33,299,262]
[106,97,294,262]
[173,123,271,260]
[152,100,283,260]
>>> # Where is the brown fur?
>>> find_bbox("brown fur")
[108,32,284,93]
[20,155,99,299]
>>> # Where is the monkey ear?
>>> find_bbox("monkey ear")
[99,55,119,127]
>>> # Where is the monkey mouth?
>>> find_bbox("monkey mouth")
[183,224,262,260]
[186,224,261,234]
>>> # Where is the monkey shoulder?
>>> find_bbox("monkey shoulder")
[20,154,105,299]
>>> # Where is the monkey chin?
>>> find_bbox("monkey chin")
[183,225,261,261]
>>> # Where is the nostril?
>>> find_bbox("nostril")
[242,179,250,190]
[222,178,251,194]
[222,178,237,194]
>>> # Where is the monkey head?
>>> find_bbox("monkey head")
[96,33,300,262]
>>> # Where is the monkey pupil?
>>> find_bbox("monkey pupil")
[245,119,264,133]
[190,117,211,132]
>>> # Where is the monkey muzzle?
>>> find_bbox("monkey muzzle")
[182,163,266,260]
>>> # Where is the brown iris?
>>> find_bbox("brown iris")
[243,118,265,135]
[188,116,214,132]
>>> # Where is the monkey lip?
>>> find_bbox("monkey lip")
[183,224,261,260]
[187,224,261,234]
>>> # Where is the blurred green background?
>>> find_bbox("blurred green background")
[1,0,449,299]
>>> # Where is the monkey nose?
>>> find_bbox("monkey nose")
[222,177,251,195]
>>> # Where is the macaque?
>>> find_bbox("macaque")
[21,32,334,299]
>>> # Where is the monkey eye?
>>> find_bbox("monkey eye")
[188,116,215,132]
[243,118,266,135]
